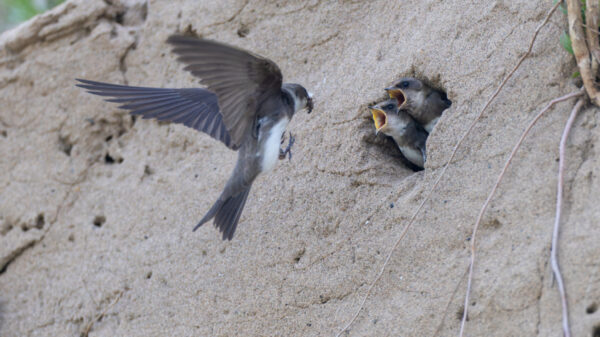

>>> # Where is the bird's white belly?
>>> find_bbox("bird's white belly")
[424,117,439,133]
[261,117,289,172]
[400,146,425,168]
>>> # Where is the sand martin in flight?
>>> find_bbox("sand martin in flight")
[77,35,313,240]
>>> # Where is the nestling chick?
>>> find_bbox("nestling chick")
[385,77,451,133]
[370,99,428,168]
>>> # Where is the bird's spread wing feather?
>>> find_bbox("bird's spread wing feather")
[75,79,233,148]
[167,35,283,148]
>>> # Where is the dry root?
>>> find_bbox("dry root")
[567,0,600,106]
[458,90,583,337]
[335,2,564,336]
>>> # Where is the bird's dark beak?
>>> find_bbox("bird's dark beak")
[385,87,406,107]
[306,92,313,113]
[369,107,387,134]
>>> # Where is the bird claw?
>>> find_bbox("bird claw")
[279,132,295,161]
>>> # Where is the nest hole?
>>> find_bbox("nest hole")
[360,113,423,172]
[360,74,452,172]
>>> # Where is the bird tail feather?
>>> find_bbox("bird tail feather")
[193,186,252,240]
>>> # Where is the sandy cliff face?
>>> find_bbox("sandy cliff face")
[1,0,599,336]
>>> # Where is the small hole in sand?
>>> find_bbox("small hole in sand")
[105,154,115,164]
[115,12,124,24]
[587,303,598,314]
[35,213,45,229]
[144,165,154,176]
[93,215,106,227]
[58,136,72,156]
[237,24,249,38]
[294,248,305,264]
[105,153,123,164]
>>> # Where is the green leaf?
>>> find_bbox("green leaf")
[571,71,581,78]
[1,0,65,27]
[560,31,574,55]
[554,0,568,15]
[559,4,568,14]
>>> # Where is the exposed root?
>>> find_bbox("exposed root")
[433,267,469,337]
[585,1,600,73]
[550,98,584,337]
[333,3,561,335]
[567,0,600,106]
[81,290,124,337]
[458,90,583,337]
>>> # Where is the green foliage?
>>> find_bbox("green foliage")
[553,0,588,21]
[554,0,568,14]
[0,0,64,31]
[555,0,596,55]
[560,31,574,55]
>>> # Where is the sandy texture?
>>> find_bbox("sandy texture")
[1,0,599,336]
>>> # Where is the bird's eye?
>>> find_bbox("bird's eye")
[386,104,394,110]
[400,81,410,88]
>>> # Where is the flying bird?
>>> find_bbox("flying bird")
[76,35,313,240]
[370,99,427,168]
[385,77,451,133]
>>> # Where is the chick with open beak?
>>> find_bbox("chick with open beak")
[370,103,388,134]
[369,99,428,169]
[385,77,451,133]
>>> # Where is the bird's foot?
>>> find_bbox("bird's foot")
[279,132,295,161]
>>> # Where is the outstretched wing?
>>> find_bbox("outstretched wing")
[75,79,233,149]
[167,35,283,149]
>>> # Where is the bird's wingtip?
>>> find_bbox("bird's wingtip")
[74,78,88,86]
[165,34,179,43]
[166,34,193,45]
[192,222,203,232]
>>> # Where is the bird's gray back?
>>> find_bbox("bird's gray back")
[220,95,292,199]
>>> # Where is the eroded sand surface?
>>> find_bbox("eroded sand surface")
[1,1,599,336]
